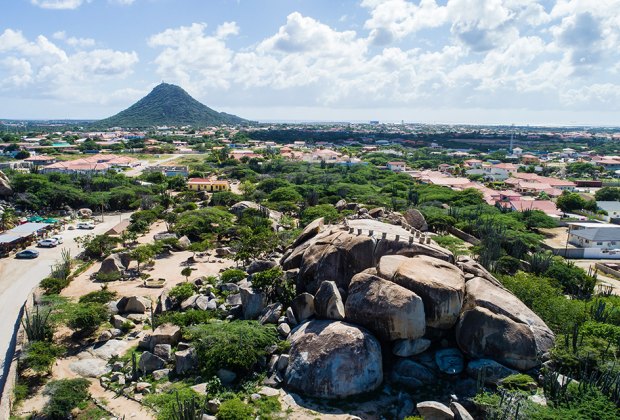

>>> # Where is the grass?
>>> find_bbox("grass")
[433,234,469,256]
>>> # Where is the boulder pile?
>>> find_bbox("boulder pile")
[279,218,555,399]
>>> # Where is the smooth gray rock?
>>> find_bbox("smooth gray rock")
[152,368,171,381]
[139,351,166,374]
[150,323,182,349]
[393,338,432,357]
[195,295,210,311]
[291,292,315,323]
[285,307,297,326]
[435,348,464,375]
[69,358,110,378]
[175,348,197,375]
[277,323,291,337]
[259,303,283,325]
[154,344,172,361]
[450,402,474,420]
[240,287,267,320]
[314,281,345,320]
[226,293,241,306]
[181,294,200,311]
[117,296,151,314]
[247,260,277,274]
[416,401,454,420]
[285,320,382,399]
[390,359,436,388]
[466,359,517,385]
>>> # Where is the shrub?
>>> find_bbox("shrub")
[220,269,247,283]
[94,271,122,282]
[169,282,196,302]
[499,374,537,391]
[78,287,117,304]
[187,321,279,378]
[40,276,70,295]
[44,378,91,419]
[22,342,64,373]
[216,398,254,420]
[251,267,295,306]
[156,309,221,327]
[252,395,281,419]
[67,302,108,335]
[143,383,199,420]
[22,305,53,342]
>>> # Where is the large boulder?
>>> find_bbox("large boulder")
[390,359,436,388]
[285,320,383,398]
[416,401,454,420]
[456,307,542,371]
[139,351,166,374]
[99,254,125,275]
[240,287,267,320]
[175,348,197,375]
[345,272,425,341]
[177,236,191,250]
[292,217,325,248]
[386,255,465,329]
[117,296,151,314]
[290,293,315,322]
[466,359,517,385]
[0,171,12,196]
[403,209,428,232]
[313,281,345,320]
[247,260,277,275]
[150,323,182,349]
[456,277,555,370]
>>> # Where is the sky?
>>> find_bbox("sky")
[1,0,620,126]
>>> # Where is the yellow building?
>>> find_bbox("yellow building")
[187,178,231,192]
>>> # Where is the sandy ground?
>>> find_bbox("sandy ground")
[573,259,620,295]
[62,221,235,301]
[539,227,574,249]
[124,154,182,178]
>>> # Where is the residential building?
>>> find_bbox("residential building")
[568,222,620,249]
[387,161,407,172]
[597,201,620,222]
[187,178,231,192]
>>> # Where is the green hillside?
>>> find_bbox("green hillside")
[95,83,248,128]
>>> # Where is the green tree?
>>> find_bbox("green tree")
[181,266,192,282]
[595,187,620,201]
[130,244,156,273]
[555,191,586,213]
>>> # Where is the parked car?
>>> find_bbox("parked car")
[37,238,58,248]
[16,249,40,259]
[52,235,63,244]
[77,222,95,230]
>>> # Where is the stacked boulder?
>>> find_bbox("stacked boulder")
[280,219,555,399]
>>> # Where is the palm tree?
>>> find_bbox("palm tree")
[0,209,18,231]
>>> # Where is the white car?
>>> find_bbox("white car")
[52,235,63,244]
[38,238,58,248]
[77,222,95,230]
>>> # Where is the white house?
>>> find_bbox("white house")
[597,201,620,222]
[568,222,620,249]
[387,161,407,172]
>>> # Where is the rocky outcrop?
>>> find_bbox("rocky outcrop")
[0,171,12,196]
[345,272,425,341]
[290,293,315,322]
[285,320,383,398]
[99,254,127,275]
[291,217,324,248]
[383,255,465,329]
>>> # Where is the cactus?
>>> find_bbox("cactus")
[131,352,138,380]
[21,304,52,342]
[171,392,207,420]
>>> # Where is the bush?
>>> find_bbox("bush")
[187,321,279,378]
[220,268,247,283]
[143,383,200,420]
[94,271,122,282]
[78,287,117,304]
[217,398,254,420]
[44,378,91,419]
[251,267,295,306]
[168,282,196,302]
[67,302,108,335]
[499,374,537,391]
[40,276,70,295]
[156,309,221,327]
[22,342,64,373]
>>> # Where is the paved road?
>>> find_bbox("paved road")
[0,213,132,393]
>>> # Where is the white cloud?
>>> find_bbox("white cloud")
[31,0,86,10]
[109,0,135,5]
[216,22,239,39]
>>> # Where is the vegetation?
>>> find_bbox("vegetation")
[216,398,254,420]
[186,321,279,378]
[44,378,91,419]
[169,282,197,303]
[220,268,247,283]
[21,342,64,373]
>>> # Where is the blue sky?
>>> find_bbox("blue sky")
[1,0,620,125]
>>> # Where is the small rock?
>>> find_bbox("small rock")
[250,393,261,401]
[177,342,190,351]
[225,293,242,306]
[277,323,291,337]
[276,354,289,372]
[259,303,283,324]
[217,368,237,384]
[416,401,454,420]
[258,386,280,397]
[151,323,182,349]
[135,382,151,393]
[391,359,436,388]
[240,287,267,320]
[285,307,297,326]
[466,359,516,385]
[221,283,239,293]
[291,293,315,322]
[268,355,279,373]
[393,338,431,357]
[195,295,210,311]
[112,361,124,372]
[98,330,113,342]
[191,383,208,394]
[450,402,474,420]
[152,369,170,381]
[435,348,464,375]
[180,294,200,311]
[139,351,166,374]
[154,344,172,361]
[207,398,221,414]
[112,315,131,329]
[247,260,277,274]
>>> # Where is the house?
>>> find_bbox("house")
[511,200,562,217]
[23,154,56,166]
[597,201,620,222]
[568,222,620,249]
[521,154,540,165]
[387,161,407,172]
[187,178,230,192]
[147,165,189,177]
